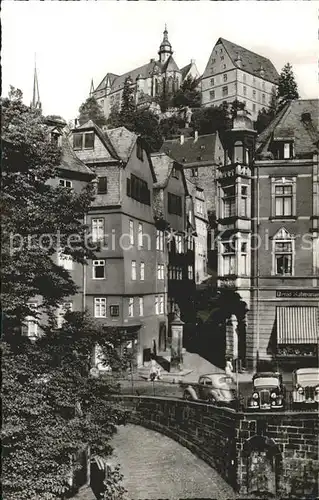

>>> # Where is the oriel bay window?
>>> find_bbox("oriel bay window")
[273,229,294,276]
[239,242,248,275]
[240,185,249,217]
[222,241,236,275]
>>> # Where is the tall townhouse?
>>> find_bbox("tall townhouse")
[151,153,196,345]
[201,38,279,122]
[71,121,165,367]
[161,131,225,283]
[252,99,319,369]
[217,102,319,370]
[24,118,95,336]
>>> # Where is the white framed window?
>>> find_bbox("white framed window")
[155,296,159,315]
[271,177,297,218]
[59,179,72,188]
[94,297,107,318]
[157,264,165,280]
[129,220,134,245]
[222,241,236,275]
[188,265,193,280]
[272,228,294,276]
[139,297,144,317]
[128,297,134,317]
[57,301,73,328]
[239,242,248,276]
[240,185,248,217]
[92,218,104,242]
[222,186,236,218]
[26,302,38,337]
[140,262,145,280]
[93,260,106,279]
[58,251,73,270]
[138,223,143,248]
[159,295,164,314]
[156,230,164,251]
[131,261,137,280]
[175,235,183,254]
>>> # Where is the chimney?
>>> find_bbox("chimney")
[180,134,184,145]
[194,130,198,142]
[191,59,195,64]
[74,118,79,128]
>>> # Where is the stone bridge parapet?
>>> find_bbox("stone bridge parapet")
[112,395,319,498]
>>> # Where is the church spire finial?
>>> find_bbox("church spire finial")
[31,55,41,110]
[90,78,94,97]
[158,24,173,63]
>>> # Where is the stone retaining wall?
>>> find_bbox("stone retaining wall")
[113,395,318,498]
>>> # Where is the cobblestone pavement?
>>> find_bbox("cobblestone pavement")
[109,424,236,500]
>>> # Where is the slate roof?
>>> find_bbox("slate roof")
[95,60,161,94]
[160,133,221,166]
[180,63,192,80]
[60,134,94,176]
[256,99,319,158]
[218,38,279,84]
[106,127,138,162]
[75,120,120,160]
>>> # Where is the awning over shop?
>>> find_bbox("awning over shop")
[277,307,319,344]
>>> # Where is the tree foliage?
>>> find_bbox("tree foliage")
[1,88,95,328]
[2,314,128,500]
[78,96,107,127]
[255,87,278,134]
[107,81,163,152]
[192,101,232,136]
[171,75,201,109]
[277,63,299,110]
[1,88,128,500]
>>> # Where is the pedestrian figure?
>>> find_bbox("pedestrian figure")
[225,357,236,383]
[149,357,157,381]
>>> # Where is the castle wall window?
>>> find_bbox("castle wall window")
[223,74,228,82]
[272,229,294,276]
[210,90,215,100]
[221,242,236,275]
[243,86,247,96]
[191,168,198,177]
[93,260,106,279]
[210,78,215,86]
[252,90,256,100]
[222,186,236,218]
[94,298,107,318]
[262,93,266,104]
[168,193,182,216]
[97,176,107,194]
[222,86,228,97]
[252,104,256,112]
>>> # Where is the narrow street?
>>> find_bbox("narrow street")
[109,424,236,500]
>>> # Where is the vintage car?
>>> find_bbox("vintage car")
[180,373,238,407]
[247,372,285,411]
[291,367,319,408]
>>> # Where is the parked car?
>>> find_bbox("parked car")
[247,372,285,411]
[291,367,319,408]
[180,373,238,407]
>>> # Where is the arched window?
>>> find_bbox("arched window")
[272,228,294,276]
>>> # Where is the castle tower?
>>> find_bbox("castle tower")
[158,24,173,64]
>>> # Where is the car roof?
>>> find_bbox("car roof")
[200,373,226,379]
[293,367,319,375]
[253,372,281,378]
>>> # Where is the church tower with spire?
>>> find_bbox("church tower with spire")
[31,61,42,110]
[158,25,173,64]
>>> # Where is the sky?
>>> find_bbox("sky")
[2,1,318,121]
